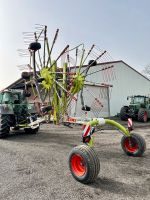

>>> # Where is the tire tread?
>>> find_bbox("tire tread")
[69,144,100,184]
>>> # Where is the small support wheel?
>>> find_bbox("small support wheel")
[68,144,100,184]
[121,133,146,157]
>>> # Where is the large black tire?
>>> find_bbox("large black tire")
[138,109,148,122]
[121,133,146,157]
[24,127,39,134]
[68,144,100,184]
[0,114,11,138]
[120,106,129,121]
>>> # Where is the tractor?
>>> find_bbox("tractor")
[120,95,150,122]
[0,89,40,138]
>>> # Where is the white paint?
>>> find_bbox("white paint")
[93,118,106,125]
[83,61,150,116]
[69,84,109,118]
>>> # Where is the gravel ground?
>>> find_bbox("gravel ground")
[0,123,150,200]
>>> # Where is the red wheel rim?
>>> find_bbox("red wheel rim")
[71,154,87,177]
[124,137,138,153]
[144,112,147,122]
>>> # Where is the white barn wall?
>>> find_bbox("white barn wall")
[69,85,109,118]
[109,62,150,116]
[81,61,150,116]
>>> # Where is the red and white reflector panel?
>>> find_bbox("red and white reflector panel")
[128,118,133,131]
[83,124,91,137]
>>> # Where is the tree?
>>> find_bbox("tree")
[141,65,150,79]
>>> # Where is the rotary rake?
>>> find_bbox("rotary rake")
[18,25,146,184]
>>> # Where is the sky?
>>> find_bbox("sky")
[0,0,150,90]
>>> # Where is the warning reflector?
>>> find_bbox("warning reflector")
[128,118,133,131]
[83,124,91,137]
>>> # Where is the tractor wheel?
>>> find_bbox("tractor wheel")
[24,127,39,134]
[121,133,146,157]
[68,144,100,184]
[138,109,148,122]
[120,106,129,121]
[0,114,11,138]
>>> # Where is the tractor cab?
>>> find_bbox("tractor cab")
[0,89,39,138]
[0,90,14,104]
[127,95,149,111]
[0,90,28,117]
[0,90,24,105]
[120,95,150,122]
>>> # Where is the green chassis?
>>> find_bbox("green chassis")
[81,118,131,147]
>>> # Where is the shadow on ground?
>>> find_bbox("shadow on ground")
[90,177,149,197]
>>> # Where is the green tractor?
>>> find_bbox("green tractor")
[0,89,40,138]
[120,95,150,122]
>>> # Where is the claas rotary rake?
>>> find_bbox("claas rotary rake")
[17,25,146,184]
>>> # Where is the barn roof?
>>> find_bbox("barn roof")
[5,60,150,90]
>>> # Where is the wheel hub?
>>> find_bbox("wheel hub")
[124,137,138,153]
[71,154,86,177]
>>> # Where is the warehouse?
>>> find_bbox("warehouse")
[5,60,150,118]
[77,60,150,117]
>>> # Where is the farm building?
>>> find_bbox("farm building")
[5,60,150,118]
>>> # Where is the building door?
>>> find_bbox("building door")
[69,84,109,118]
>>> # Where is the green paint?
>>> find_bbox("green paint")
[40,67,54,90]
[86,119,130,137]
[52,61,59,124]
[88,120,99,126]
[70,73,85,95]
[85,118,131,147]
[62,63,67,118]
[105,119,130,137]
[87,136,94,147]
